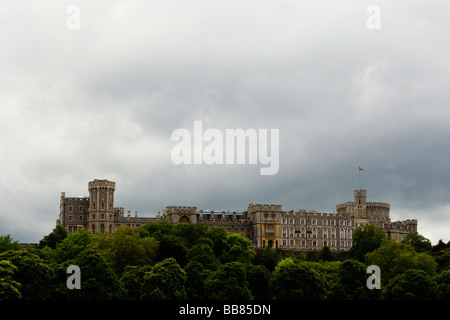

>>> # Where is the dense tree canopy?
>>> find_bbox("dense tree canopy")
[0,221,449,300]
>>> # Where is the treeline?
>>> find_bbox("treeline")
[0,222,450,300]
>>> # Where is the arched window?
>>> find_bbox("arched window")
[331,228,336,239]
[312,227,317,238]
[301,227,306,238]
[289,227,294,238]
[100,224,105,233]
[323,228,328,239]
[109,224,113,234]
[179,215,191,224]
[92,224,96,232]
[347,228,352,239]
[282,227,287,238]
[340,228,345,239]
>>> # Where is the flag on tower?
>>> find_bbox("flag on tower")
[359,167,364,171]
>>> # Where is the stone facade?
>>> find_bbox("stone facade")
[57,179,418,251]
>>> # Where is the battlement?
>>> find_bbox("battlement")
[165,206,197,214]
[248,204,282,212]
[63,196,89,203]
[88,179,115,189]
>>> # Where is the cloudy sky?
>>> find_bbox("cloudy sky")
[1,0,449,244]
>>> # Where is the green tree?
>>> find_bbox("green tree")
[0,235,21,253]
[434,270,450,300]
[329,259,381,300]
[350,224,386,261]
[184,261,208,300]
[402,233,432,252]
[222,234,255,264]
[91,227,158,275]
[54,249,127,300]
[431,247,450,272]
[139,221,178,242]
[141,257,187,300]
[365,240,437,286]
[55,229,94,263]
[385,269,440,300]
[120,265,153,300]
[270,259,326,300]
[173,223,208,248]
[257,246,281,271]
[0,260,21,300]
[206,226,228,259]
[204,262,253,300]
[0,250,53,299]
[246,264,271,300]
[317,245,334,262]
[187,243,219,269]
[38,225,68,249]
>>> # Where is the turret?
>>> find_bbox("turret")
[88,179,116,233]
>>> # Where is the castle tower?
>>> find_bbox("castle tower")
[88,179,115,233]
[354,189,367,206]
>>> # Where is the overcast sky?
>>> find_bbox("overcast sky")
[1,0,449,244]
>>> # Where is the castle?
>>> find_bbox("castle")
[57,179,418,251]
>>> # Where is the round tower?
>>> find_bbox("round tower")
[88,179,115,233]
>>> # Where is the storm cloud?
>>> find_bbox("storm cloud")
[1,0,449,244]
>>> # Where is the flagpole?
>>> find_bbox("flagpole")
[358,167,362,191]
[358,167,365,190]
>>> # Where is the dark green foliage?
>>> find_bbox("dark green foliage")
[0,250,53,299]
[141,257,187,300]
[350,224,386,261]
[402,232,432,252]
[0,235,21,253]
[270,259,326,300]
[54,249,127,300]
[204,262,253,300]
[385,269,440,300]
[38,225,67,249]
[0,260,21,299]
[1,229,448,300]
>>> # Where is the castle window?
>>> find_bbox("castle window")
[93,203,96,210]
[282,227,287,238]
[179,215,191,224]
[331,228,336,239]
[340,228,345,239]
[68,215,72,221]
[289,227,294,238]
[79,215,83,221]
[101,214,104,220]
[312,227,317,238]
[92,214,95,220]
[69,206,72,212]
[100,224,105,233]
[322,220,328,225]
[323,228,328,238]
[346,229,352,239]
[79,206,83,213]
[102,203,104,210]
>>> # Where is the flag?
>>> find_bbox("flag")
[359,167,364,171]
